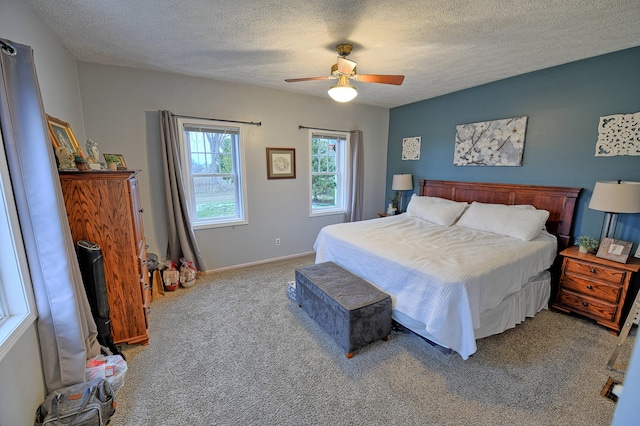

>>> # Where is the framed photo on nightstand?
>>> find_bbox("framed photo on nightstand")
[596,238,633,264]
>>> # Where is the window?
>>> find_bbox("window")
[177,118,248,229]
[0,283,6,325]
[309,131,349,216]
[0,132,37,362]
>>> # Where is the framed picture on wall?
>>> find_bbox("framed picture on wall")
[266,148,296,179]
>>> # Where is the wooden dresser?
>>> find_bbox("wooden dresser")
[552,246,640,333]
[59,170,150,345]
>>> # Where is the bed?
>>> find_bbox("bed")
[314,180,581,359]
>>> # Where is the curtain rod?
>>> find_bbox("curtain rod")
[298,125,351,133]
[176,114,261,127]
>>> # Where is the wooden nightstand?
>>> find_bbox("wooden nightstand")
[552,246,640,333]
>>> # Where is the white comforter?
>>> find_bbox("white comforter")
[313,214,557,359]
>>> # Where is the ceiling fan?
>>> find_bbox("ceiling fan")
[285,43,405,102]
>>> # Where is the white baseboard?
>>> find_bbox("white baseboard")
[202,251,315,274]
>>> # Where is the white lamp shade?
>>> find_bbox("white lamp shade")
[392,174,413,191]
[588,181,640,213]
[328,85,357,102]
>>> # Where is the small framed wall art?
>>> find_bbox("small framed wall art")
[402,136,421,160]
[595,111,640,157]
[266,148,296,179]
[596,238,633,264]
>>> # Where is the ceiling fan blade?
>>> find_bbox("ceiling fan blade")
[285,76,334,83]
[337,57,356,75]
[354,74,405,85]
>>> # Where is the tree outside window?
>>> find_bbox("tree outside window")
[310,132,348,216]
[178,118,248,229]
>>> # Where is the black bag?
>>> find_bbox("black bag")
[35,378,115,425]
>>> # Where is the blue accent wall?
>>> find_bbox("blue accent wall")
[387,46,640,249]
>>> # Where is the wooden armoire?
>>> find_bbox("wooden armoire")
[59,170,150,345]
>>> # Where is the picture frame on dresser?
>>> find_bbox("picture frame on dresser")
[596,238,633,264]
[46,114,80,152]
[103,153,127,170]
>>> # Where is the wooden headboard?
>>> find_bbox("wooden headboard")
[419,180,582,251]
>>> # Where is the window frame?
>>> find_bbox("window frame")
[0,130,37,362]
[308,130,350,217]
[176,117,249,230]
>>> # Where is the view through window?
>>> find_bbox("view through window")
[310,132,348,215]
[179,118,247,228]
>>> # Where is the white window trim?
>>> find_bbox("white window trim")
[308,130,350,217]
[176,117,249,230]
[0,130,37,362]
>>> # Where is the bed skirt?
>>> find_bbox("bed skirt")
[393,270,551,351]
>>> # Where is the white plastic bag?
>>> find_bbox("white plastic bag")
[180,257,197,288]
[161,258,180,291]
[163,269,179,291]
[85,354,128,395]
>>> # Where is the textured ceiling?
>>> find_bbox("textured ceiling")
[23,0,640,108]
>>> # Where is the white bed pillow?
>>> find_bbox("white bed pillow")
[406,195,468,227]
[455,201,549,241]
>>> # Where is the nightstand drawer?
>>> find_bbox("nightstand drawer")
[561,275,621,304]
[557,289,617,322]
[565,259,625,285]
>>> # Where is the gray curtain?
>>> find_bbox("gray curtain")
[159,110,205,271]
[346,130,364,222]
[0,39,100,393]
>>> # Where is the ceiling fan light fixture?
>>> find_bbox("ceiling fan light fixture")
[328,84,357,102]
[328,76,357,102]
[286,43,403,101]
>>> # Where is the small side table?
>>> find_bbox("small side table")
[552,246,640,333]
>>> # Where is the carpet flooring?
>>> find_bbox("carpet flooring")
[109,254,631,425]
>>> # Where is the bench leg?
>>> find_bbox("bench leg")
[346,352,354,359]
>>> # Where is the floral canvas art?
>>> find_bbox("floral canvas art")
[454,116,527,166]
[595,112,640,157]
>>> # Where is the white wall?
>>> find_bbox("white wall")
[0,0,87,424]
[1,3,387,424]
[77,63,390,270]
[2,0,86,141]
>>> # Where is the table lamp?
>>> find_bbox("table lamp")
[588,180,640,241]
[392,174,413,213]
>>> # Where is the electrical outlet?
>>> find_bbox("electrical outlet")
[275,238,281,246]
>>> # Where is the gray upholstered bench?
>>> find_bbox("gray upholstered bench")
[295,262,392,358]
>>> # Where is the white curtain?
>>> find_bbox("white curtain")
[159,110,205,271]
[0,38,99,393]
[346,130,364,222]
